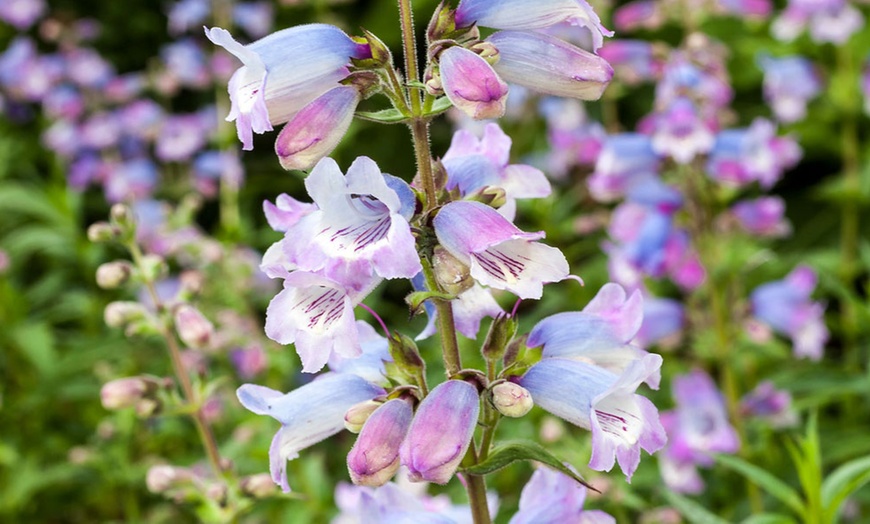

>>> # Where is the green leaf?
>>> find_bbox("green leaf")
[355,107,412,124]
[821,455,870,523]
[663,490,731,524]
[713,453,805,515]
[422,96,452,118]
[741,514,798,524]
[10,322,58,377]
[404,290,456,314]
[461,440,594,490]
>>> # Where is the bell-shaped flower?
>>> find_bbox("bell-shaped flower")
[442,123,550,219]
[205,25,369,150]
[275,85,361,171]
[740,381,798,429]
[434,201,569,300]
[438,46,508,120]
[347,398,414,486]
[263,193,317,233]
[650,97,715,164]
[527,283,659,388]
[455,0,613,51]
[634,296,684,348]
[519,355,666,480]
[486,31,613,101]
[707,118,802,189]
[265,270,379,373]
[280,156,421,283]
[236,373,385,492]
[750,265,828,360]
[588,133,660,202]
[757,55,821,124]
[329,321,393,385]
[509,467,615,524]
[731,197,792,237]
[400,380,480,484]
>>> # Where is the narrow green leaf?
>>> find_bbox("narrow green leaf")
[461,440,594,490]
[662,490,731,524]
[821,455,870,523]
[741,514,798,524]
[355,107,412,124]
[422,96,453,118]
[10,322,57,377]
[714,453,805,515]
[404,290,456,314]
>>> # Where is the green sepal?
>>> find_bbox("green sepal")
[405,290,456,315]
[355,107,413,124]
[460,440,595,491]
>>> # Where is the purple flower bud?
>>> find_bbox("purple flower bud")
[347,398,413,486]
[174,304,214,349]
[275,85,360,171]
[438,46,508,120]
[400,380,480,484]
[486,31,613,100]
[0,0,47,30]
[732,197,791,237]
[101,377,156,410]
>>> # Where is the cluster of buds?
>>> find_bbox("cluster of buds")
[101,376,172,417]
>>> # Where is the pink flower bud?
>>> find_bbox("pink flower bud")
[95,260,133,289]
[347,398,413,487]
[101,377,153,410]
[104,301,147,328]
[275,85,360,171]
[146,465,193,493]
[173,304,213,349]
[490,381,533,417]
[439,46,508,120]
[344,399,383,433]
[240,473,277,498]
[400,380,480,484]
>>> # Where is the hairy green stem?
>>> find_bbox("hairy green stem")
[128,242,226,480]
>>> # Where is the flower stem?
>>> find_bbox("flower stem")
[128,241,226,480]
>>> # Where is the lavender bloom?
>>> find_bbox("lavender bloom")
[442,123,550,218]
[520,355,666,480]
[161,39,211,88]
[486,31,613,101]
[205,25,369,150]
[438,46,508,120]
[42,85,85,120]
[0,0,46,30]
[541,98,606,178]
[328,321,392,384]
[265,271,377,373]
[155,111,213,162]
[528,283,660,387]
[233,2,275,39]
[650,98,715,164]
[750,265,829,360]
[740,381,798,428]
[634,296,684,348]
[333,480,488,524]
[278,156,421,283]
[167,0,210,35]
[588,133,660,202]
[64,48,115,90]
[263,193,317,234]
[455,0,613,51]
[598,40,659,85]
[772,0,864,44]
[718,0,772,17]
[707,118,801,188]
[613,0,664,32]
[758,55,822,124]
[731,197,792,237]
[103,158,158,203]
[347,398,414,486]
[192,150,245,197]
[434,201,569,300]
[275,85,361,170]
[237,373,385,492]
[509,467,615,524]
[863,57,870,115]
[401,380,480,484]
[230,345,268,379]
[667,370,740,466]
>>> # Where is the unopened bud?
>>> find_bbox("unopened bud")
[109,203,134,228]
[100,376,157,410]
[179,270,205,296]
[174,305,213,349]
[146,465,193,493]
[135,398,161,418]
[466,185,507,208]
[240,473,277,498]
[344,399,382,433]
[400,380,480,484]
[96,261,133,289]
[205,483,228,505]
[482,313,518,361]
[347,398,413,487]
[87,222,119,243]
[490,382,533,418]
[432,246,473,295]
[104,301,147,328]
[439,46,507,120]
[469,41,500,62]
[357,29,392,66]
[388,332,425,375]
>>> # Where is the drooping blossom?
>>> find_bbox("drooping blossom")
[205,25,370,150]
[588,133,660,202]
[434,201,570,300]
[442,123,550,219]
[758,55,822,124]
[437,46,508,120]
[706,118,801,188]
[519,354,666,480]
[237,373,385,492]
[347,398,414,486]
[509,467,615,524]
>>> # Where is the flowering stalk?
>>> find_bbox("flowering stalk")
[398,0,489,521]
[126,237,226,480]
